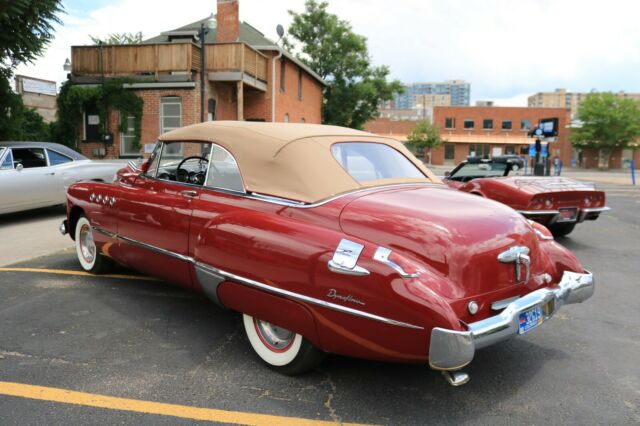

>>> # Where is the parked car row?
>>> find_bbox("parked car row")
[0,142,124,215]
[57,122,595,386]
[443,155,609,237]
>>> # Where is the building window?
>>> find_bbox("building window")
[501,120,512,130]
[483,119,493,130]
[284,113,289,123]
[161,97,182,154]
[280,57,285,92]
[505,145,515,155]
[444,143,455,160]
[463,119,474,129]
[445,117,455,129]
[521,119,531,130]
[297,68,302,100]
[120,116,138,156]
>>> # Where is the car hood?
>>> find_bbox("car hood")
[339,185,545,300]
[490,176,598,195]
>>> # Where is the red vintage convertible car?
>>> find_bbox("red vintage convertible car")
[60,122,594,385]
[443,156,610,237]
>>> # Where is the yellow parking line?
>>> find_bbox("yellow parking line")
[0,381,365,425]
[0,267,156,281]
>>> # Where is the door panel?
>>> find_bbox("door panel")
[116,175,196,288]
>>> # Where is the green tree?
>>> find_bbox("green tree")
[406,120,442,164]
[0,0,63,77]
[570,92,640,169]
[284,0,402,129]
[89,32,144,45]
[0,0,62,140]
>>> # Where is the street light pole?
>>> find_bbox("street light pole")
[199,15,215,123]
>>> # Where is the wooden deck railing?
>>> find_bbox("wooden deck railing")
[72,42,268,82]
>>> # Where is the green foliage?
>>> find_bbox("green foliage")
[570,93,640,168]
[0,75,50,141]
[284,0,402,129]
[53,79,143,149]
[89,32,144,45]
[406,120,442,150]
[0,0,63,78]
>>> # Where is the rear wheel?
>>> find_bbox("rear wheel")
[75,215,112,274]
[242,314,325,375]
[548,222,576,238]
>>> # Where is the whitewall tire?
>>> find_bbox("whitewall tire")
[75,215,111,274]
[242,314,326,375]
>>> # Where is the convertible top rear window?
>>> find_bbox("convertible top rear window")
[331,142,425,183]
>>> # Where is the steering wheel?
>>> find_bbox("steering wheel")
[176,156,208,183]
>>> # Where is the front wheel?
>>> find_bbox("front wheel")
[242,314,325,375]
[548,222,576,238]
[75,215,112,274]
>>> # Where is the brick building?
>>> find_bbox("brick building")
[68,0,324,159]
[366,106,575,166]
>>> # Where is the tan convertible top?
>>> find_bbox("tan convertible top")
[160,121,440,203]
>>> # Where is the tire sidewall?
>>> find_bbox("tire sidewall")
[243,314,303,367]
[75,216,97,271]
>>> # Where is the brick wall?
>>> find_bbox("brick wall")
[268,52,323,124]
[433,106,573,166]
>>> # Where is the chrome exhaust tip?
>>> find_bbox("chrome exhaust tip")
[441,370,470,386]
[59,220,68,236]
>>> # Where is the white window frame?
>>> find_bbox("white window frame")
[120,114,138,156]
[160,97,182,134]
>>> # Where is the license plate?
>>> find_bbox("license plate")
[558,207,578,222]
[518,306,543,335]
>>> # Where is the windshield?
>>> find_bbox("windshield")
[331,142,425,183]
[449,162,509,182]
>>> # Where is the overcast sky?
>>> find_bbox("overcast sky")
[14,0,640,106]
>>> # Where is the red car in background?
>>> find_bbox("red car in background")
[443,156,610,237]
[60,122,594,386]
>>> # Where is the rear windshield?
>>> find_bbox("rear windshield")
[331,142,425,183]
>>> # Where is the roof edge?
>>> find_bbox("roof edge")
[254,46,326,86]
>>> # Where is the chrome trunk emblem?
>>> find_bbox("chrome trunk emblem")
[498,246,531,283]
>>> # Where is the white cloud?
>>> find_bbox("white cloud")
[14,0,640,100]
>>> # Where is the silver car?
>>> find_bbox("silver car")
[0,142,125,214]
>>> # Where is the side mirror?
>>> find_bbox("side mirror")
[139,160,151,174]
[16,163,23,171]
[444,170,451,177]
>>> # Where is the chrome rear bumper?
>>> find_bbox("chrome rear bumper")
[517,207,610,224]
[429,270,594,371]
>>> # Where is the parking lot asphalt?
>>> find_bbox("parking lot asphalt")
[0,183,639,425]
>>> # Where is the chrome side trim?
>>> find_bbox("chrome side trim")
[92,227,422,330]
[327,239,370,276]
[517,210,559,216]
[327,260,370,276]
[373,247,419,278]
[200,262,423,330]
[249,182,443,209]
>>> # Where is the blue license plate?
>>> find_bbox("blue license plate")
[518,306,543,335]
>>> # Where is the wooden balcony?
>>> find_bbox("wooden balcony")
[71,42,268,90]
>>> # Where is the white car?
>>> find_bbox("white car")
[0,142,125,215]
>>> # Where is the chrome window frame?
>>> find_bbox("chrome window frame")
[0,148,13,170]
[203,143,247,194]
[45,148,74,166]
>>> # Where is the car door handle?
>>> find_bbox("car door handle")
[46,172,55,176]
[180,190,198,197]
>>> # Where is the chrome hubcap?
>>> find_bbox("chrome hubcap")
[254,319,294,351]
[79,224,95,263]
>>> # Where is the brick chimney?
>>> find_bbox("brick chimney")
[217,0,239,43]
